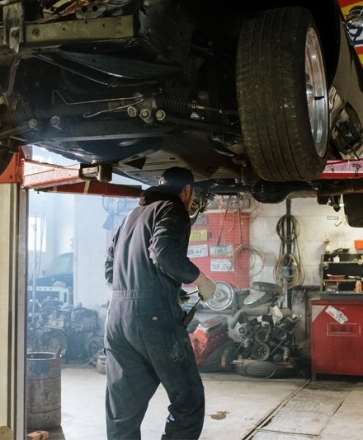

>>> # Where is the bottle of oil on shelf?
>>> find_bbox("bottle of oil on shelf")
[356,278,362,293]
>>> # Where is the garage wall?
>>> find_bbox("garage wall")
[188,210,250,289]
[249,198,361,287]
[73,193,139,330]
[73,195,113,327]
[28,189,363,324]
[72,194,363,318]
[28,191,75,278]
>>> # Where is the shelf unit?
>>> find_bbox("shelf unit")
[320,253,363,293]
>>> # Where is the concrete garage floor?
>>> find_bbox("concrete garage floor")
[43,364,363,440]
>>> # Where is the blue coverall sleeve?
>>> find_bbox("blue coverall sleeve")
[148,205,200,285]
[105,226,121,284]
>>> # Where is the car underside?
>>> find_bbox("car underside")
[1,0,363,225]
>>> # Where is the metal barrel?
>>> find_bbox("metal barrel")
[26,352,61,430]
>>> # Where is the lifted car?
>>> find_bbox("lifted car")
[1,1,363,224]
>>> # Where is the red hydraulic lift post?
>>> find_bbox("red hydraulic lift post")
[0,149,27,184]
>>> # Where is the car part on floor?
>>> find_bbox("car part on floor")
[27,300,101,362]
[96,354,107,375]
[233,359,300,379]
[228,283,301,377]
[189,316,235,372]
[95,286,302,377]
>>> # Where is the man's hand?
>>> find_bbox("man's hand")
[193,272,216,301]
[178,289,190,304]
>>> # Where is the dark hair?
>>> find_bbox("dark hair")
[158,167,194,192]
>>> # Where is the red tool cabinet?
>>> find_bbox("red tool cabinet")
[311,296,363,379]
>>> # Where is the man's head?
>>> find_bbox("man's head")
[159,167,195,211]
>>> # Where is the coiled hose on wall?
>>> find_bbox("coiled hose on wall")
[274,213,305,289]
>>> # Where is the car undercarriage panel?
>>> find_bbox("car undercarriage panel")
[1,0,363,227]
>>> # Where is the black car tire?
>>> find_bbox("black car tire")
[236,7,328,182]
[234,359,298,379]
[344,193,363,227]
[197,341,236,373]
[86,337,104,362]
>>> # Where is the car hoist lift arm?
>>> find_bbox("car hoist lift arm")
[0,150,142,198]
[1,150,363,196]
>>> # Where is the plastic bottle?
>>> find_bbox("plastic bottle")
[356,278,362,293]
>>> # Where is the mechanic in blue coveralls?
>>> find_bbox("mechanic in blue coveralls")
[104,167,216,440]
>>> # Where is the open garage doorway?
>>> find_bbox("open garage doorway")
[25,149,141,437]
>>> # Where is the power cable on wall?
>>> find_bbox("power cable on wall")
[216,194,261,218]
[274,210,305,290]
[216,196,265,280]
